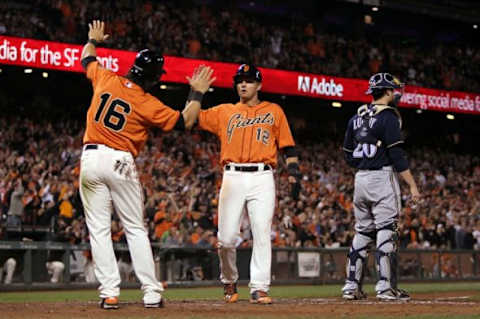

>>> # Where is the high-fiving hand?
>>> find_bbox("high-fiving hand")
[88,20,110,43]
[187,65,216,94]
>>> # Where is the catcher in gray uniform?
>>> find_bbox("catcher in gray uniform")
[341,73,421,301]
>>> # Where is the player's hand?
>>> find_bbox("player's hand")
[88,20,109,43]
[410,185,421,204]
[187,65,216,94]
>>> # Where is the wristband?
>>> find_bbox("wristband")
[283,146,298,158]
[188,90,204,103]
[88,39,99,46]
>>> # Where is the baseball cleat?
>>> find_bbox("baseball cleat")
[223,283,239,303]
[376,288,398,301]
[100,296,119,309]
[249,290,272,304]
[342,289,367,300]
[395,288,411,301]
[144,297,165,308]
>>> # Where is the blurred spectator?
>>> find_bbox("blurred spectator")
[6,177,24,227]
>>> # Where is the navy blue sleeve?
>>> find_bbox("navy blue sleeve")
[382,111,404,148]
[343,117,360,168]
[387,146,409,172]
[343,117,355,152]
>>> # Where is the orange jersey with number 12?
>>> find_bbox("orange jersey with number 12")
[83,61,180,157]
[198,101,295,167]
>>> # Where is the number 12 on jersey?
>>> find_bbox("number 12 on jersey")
[95,93,131,132]
[256,128,270,144]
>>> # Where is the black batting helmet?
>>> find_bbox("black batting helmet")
[129,49,166,83]
[233,64,262,85]
[365,72,404,95]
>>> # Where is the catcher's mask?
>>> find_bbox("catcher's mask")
[366,72,404,106]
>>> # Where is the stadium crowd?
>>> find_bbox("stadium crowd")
[1,116,479,252]
[0,0,479,92]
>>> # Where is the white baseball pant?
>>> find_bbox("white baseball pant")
[1,258,16,284]
[217,163,275,293]
[79,144,163,303]
[46,261,65,283]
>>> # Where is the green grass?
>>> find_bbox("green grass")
[105,317,480,319]
[1,282,480,303]
[354,317,480,319]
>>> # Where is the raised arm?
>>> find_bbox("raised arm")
[181,66,216,129]
[81,20,110,61]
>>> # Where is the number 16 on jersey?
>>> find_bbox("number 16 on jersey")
[95,93,132,132]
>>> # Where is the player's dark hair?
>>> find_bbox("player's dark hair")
[371,88,388,100]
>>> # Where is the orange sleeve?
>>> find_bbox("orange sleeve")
[198,105,222,135]
[142,95,181,131]
[275,107,295,149]
[86,60,112,86]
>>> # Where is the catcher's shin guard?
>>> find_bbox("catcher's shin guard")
[343,232,374,292]
[375,224,398,293]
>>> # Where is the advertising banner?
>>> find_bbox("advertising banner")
[2,36,479,114]
[297,252,321,278]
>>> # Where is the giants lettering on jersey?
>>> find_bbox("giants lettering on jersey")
[226,112,275,143]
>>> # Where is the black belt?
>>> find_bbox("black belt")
[360,166,393,171]
[84,144,98,150]
[225,165,271,172]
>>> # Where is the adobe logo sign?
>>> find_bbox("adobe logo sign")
[298,76,344,97]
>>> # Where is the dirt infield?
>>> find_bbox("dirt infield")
[1,291,480,319]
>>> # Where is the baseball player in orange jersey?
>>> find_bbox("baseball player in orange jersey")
[79,21,215,309]
[197,64,301,304]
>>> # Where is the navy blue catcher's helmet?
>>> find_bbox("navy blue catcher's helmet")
[129,49,166,82]
[365,72,404,95]
[233,64,262,84]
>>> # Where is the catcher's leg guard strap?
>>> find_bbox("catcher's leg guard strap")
[346,232,374,287]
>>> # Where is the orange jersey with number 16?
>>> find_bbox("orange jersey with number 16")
[83,61,180,157]
[198,101,295,167]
